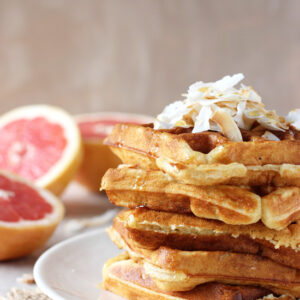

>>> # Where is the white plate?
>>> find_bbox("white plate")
[34,228,124,300]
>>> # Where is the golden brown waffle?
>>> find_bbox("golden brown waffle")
[112,149,300,187]
[142,262,300,297]
[110,146,300,188]
[103,253,273,300]
[108,227,300,297]
[103,122,300,299]
[105,124,300,166]
[262,187,300,230]
[105,124,300,187]
[155,158,300,188]
[113,209,300,269]
[101,167,300,229]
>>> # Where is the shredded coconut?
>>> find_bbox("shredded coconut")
[286,109,300,130]
[154,74,289,140]
[16,274,35,285]
[262,131,280,141]
[0,288,51,300]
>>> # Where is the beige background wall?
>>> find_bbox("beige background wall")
[0,0,299,118]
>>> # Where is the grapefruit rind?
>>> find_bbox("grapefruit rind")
[75,112,153,191]
[0,170,64,261]
[75,112,154,140]
[75,140,121,192]
[0,105,83,195]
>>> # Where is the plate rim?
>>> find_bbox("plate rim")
[34,227,107,300]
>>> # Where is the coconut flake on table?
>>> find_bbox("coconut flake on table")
[154,73,289,141]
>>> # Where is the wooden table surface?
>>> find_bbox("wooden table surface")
[0,182,116,297]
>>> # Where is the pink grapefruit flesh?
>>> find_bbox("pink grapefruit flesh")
[78,119,142,139]
[0,174,53,222]
[0,170,64,261]
[0,105,83,195]
[0,117,67,181]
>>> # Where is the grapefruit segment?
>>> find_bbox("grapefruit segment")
[79,119,145,139]
[0,174,52,222]
[0,105,83,195]
[0,170,64,261]
[76,112,153,192]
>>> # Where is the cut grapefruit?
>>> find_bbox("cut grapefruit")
[76,112,153,192]
[0,170,64,261]
[0,105,83,195]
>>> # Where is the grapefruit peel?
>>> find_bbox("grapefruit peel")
[0,170,64,261]
[0,105,83,195]
[75,112,153,192]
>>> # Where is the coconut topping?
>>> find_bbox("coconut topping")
[154,74,290,141]
[286,109,300,130]
[261,131,280,141]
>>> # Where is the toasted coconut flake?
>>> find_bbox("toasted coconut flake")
[211,110,242,142]
[258,117,286,132]
[192,106,213,133]
[154,74,289,140]
[213,73,245,91]
[234,101,255,130]
[262,131,280,141]
[287,109,300,130]
[154,101,191,129]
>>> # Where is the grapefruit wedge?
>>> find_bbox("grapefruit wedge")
[0,105,82,195]
[0,170,64,261]
[76,112,153,192]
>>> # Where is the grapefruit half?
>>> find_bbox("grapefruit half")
[0,170,64,261]
[0,105,83,195]
[76,112,153,192]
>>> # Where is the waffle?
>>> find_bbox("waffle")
[106,152,300,190]
[105,124,300,166]
[113,209,300,269]
[101,167,300,229]
[105,124,300,187]
[102,76,300,299]
[111,148,300,187]
[103,253,273,300]
[262,187,300,230]
[143,261,300,297]
[108,227,300,297]
[155,158,300,188]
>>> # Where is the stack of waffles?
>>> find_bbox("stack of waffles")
[101,74,300,300]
